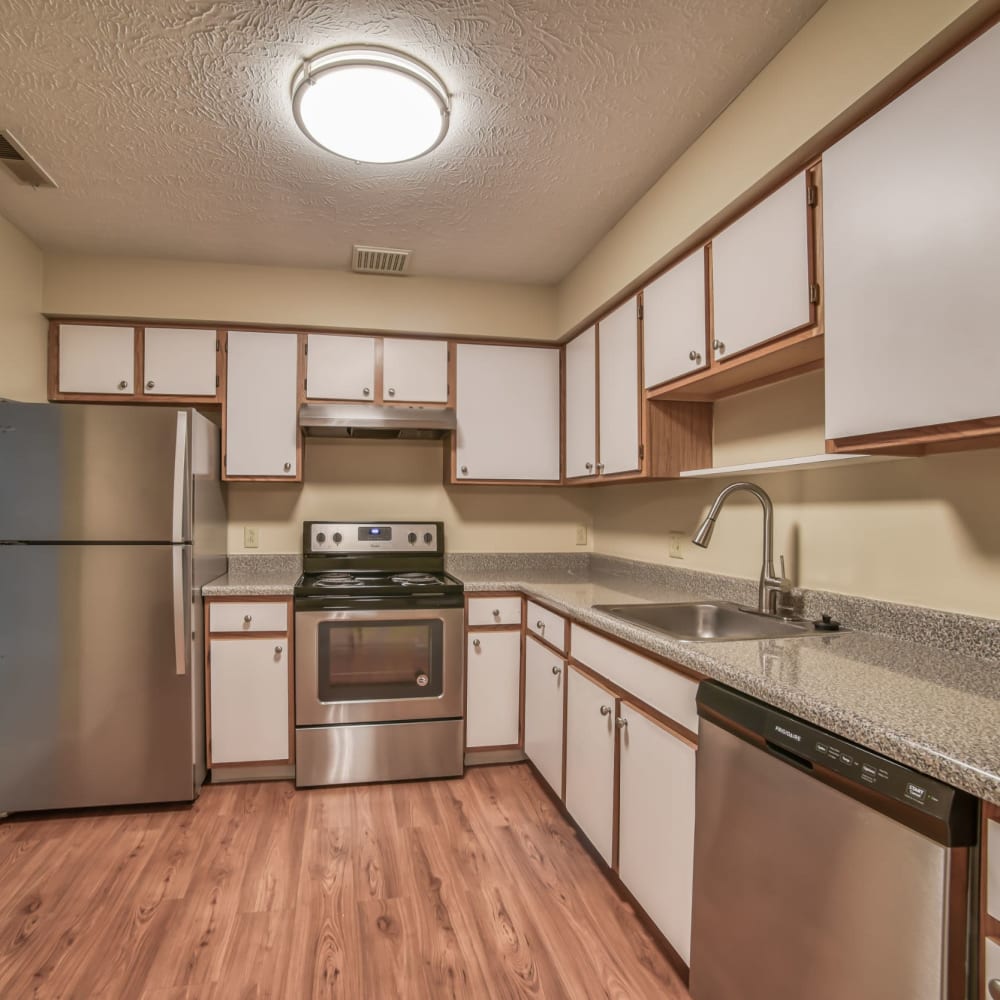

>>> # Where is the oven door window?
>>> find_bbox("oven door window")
[316,619,444,702]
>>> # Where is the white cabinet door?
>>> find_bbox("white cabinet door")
[598,296,640,476]
[143,327,217,397]
[58,324,135,394]
[225,331,299,478]
[565,326,597,479]
[382,338,449,403]
[618,705,696,964]
[643,249,708,388]
[564,666,616,864]
[455,344,560,481]
[306,334,377,401]
[209,638,289,764]
[711,172,812,359]
[824,22,1000,440]
[523,636,564,795]
[466,630,521,748]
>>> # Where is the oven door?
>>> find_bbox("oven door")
[295,606,464,726]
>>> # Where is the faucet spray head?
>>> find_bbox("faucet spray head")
[692,516,716,548]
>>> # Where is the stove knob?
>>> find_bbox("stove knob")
[408,532,417,544]
[423,532,433,545]
[332,532,342,544]
[316,532,326,544]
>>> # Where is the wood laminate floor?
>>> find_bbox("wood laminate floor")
[0,764,690,999]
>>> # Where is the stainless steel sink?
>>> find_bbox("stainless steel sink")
[593,601,833,642]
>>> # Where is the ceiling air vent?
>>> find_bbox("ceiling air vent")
[0,130,57,188]
[352,245,411,276]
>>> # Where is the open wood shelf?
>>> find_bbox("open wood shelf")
[679,451,902,478]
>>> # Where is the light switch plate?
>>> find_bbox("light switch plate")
[244,526,259,549]
[575,524,588,545]
[668,532,685,559]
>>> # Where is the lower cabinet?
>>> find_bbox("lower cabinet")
[206,598,293,768]
[618,704,696,965]
[565,666,616,864]
[466,628,521,749]
[523,635,565,795]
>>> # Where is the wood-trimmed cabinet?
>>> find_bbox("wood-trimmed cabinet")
[49,322,221,403]
[205,598,294,768]
[453,343,561,483]
[305,333,450,405]
[465,594,523,751]
[982,802,1000,1000]
[224,330,301,481]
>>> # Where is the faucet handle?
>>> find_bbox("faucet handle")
[779,555,789,587]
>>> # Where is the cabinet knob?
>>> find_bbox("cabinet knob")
[387,387,396,397]
[243,615,252,624]
[585,462,593,471]
[274,645,283,654]
[460,465,468,475]
[362,387,371,396]
[989,979,1000,1000]
[713,339,726,355]
[616,717,628,730]
[283,462,292,472]
[596,462,605,472]
[472,638,481,649]
[600,705,612,717]
[146,380,155,389]
[415,672,429,687]
[535,620,544,630]
[551,664,561,676]
[492,608,500,617]
[688,350,702,363]
[117,380,128,391]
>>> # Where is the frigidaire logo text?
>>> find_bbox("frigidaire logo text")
[774,725,802,742]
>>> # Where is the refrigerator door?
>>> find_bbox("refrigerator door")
[0,543,195,813]
[0,401,191,543]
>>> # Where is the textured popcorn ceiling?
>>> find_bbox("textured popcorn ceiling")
[0,0,825,283]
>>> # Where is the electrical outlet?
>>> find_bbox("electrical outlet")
[244,526,259,549]
[575,524,588,545]
[668,532,685,560]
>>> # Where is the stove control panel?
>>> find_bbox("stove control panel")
[306,521,441,554]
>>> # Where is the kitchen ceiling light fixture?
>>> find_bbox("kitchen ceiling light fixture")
[291,46,450,164]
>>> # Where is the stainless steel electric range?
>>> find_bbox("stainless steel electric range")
[293,521,465,787]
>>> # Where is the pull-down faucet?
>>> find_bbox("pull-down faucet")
[692,482,790,616]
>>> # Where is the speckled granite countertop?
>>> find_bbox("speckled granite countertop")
[202,554,300,596]
[450,554,1000,804]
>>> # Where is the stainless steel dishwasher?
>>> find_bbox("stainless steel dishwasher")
[690,681,978,1000]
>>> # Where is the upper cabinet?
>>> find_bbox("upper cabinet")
[711,171,814,361]
[453,343,560,482]
[824,21,1000,451]
[142,327,218,398]
[643,248,709,389]
[225,331,301,481]
[564,326,597,480]
[50,323,221,403]
[306,333,450,405]
[598,296,642,476]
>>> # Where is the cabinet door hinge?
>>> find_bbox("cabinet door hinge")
[809,283,821,305]
[807,185,818,206]
[215,374,220,388]
[304,342,308,356]
[304,377,308,391]
[637,302,644,321]
[216,339,220,352]
[638,443,645,461]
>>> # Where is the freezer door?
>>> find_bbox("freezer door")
[0,401,191,542]
[0,544,195,813]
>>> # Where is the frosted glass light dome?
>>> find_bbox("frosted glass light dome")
[291,46,450,164]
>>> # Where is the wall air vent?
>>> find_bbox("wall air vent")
[0,130,57,188]
[352,245,411,276]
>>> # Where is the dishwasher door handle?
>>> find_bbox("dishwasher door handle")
[764,740,814,772]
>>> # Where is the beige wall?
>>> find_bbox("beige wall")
[0,213,45,401]
[43,253,557,342]
[556,0,987,334]
[227,438,591,555]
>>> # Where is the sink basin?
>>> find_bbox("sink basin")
[593,601,832,642]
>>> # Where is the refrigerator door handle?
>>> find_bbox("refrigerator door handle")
[172,410,190,542]
[173,547,191,676]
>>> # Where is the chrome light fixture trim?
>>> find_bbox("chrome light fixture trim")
[291,45,451,164]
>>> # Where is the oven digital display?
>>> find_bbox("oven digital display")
[358,526,392,540]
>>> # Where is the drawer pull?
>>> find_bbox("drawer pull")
[274,645,283,655]
[472,638,481,649]
[535,620,545,630]
[492,608,500,617]
[243,614,252,624]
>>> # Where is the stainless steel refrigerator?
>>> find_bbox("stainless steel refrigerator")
[0,401,226,815]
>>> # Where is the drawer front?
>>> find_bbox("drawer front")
[571,624,698,734]
[526,601,567,652]
[210,601,288,634]
[467,596,522,627]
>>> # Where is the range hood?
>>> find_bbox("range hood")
[299,403,456,440]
